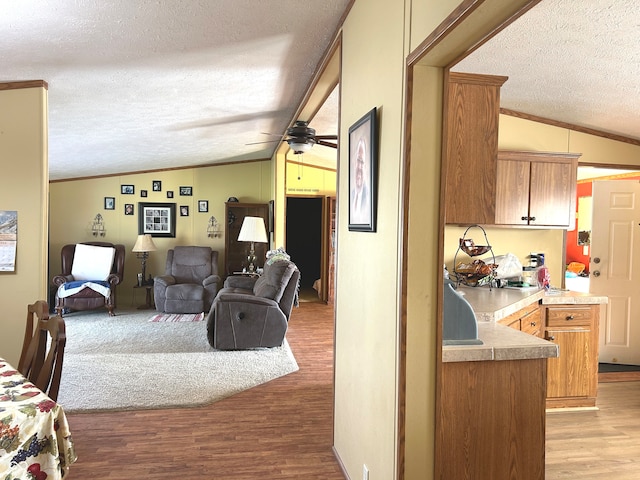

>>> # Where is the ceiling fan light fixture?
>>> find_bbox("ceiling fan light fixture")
[287,137,313,154]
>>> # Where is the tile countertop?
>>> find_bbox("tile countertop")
[442,286,608,363]
[455,286,608,323]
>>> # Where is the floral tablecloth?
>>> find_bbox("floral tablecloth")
[0,358,76,480]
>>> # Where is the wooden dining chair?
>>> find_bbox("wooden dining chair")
[18,300,67,401]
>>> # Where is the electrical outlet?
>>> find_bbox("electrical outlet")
[363,464,369,480]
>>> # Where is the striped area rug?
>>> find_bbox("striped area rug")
[148,312,205,322]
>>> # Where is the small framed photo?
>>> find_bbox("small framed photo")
[180,205,189,216]
[152,180,162,192]
[167,191,174,199]
[124,203,134,215]
[348,107,378,232]
[104,197,115,210]
[179,186,193,196]
[138,202,176,238]
[198,200,209,213]
[121,184,134,195]
[140,190,148,198]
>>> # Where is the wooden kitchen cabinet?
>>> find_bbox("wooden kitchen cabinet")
[495,150,580,227]
[498,301,542,337]
[438,358,547,479]
[542,304,599,408]
[443,72,508,225]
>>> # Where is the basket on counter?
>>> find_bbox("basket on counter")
[453,225,496,287]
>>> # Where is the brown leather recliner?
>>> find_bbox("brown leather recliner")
[52,242,125,316]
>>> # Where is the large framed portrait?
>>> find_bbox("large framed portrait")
[348,107,378,232]
[138,202,176,237]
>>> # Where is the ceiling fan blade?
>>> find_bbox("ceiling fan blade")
[246,139,281,145]
[314,135,338,140]
[316,139,338,149]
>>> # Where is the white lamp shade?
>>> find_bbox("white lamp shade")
[238,216,268,243]
[132,234,157,252]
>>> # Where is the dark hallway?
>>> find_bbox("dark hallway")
[285,197,322,290]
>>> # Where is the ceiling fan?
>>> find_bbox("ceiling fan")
[249,120,338,154]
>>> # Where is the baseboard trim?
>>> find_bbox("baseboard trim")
[599,371,640,383]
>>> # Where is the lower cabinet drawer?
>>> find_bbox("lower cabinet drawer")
[546,306,592,327]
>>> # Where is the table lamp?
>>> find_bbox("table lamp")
[132,234,157,285]
[237,216,268,273]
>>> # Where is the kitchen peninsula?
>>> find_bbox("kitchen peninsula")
[437,286,606,480]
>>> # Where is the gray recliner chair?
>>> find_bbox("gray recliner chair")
[154,246,220,313]
[206,259,300,350]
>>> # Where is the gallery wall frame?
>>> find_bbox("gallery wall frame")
[348,106,378,232]
[121,184,134,194]
[104,197,115,210]
[138,202,176,237]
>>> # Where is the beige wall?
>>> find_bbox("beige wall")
[334,0,407,478]
[49,161,272,306]
[0,85,48,365]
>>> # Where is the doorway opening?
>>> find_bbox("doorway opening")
[285,196,323,302]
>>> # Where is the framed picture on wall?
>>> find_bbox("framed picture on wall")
[179,186,193,196]
[121,184,134,195]
[104,197,115,210]
[180,205,189,216]
[167,191,174,198]
[140,190,148,198]
[198,200,208,213]
[348,107,378,232]
[138,202,176,237]
[124,203,134,215]
[152,180,162,192]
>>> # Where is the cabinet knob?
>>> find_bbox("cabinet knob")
[530,321,536,327]
[546,335,555,341]
[593,270,601,277]
[521,216,528,221]
[530,216,536,222]
[566,315,574,321]
[593,257,601,264]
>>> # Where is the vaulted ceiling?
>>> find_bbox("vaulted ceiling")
[4,1,639,182]
[1,1,348,181]
[452,0,640,145]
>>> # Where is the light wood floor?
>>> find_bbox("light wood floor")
[546,381,640,479]
[65,301,640,479]
[65,301,345,479]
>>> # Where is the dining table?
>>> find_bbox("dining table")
[0,356,76,479]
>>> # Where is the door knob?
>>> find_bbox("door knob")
[593,270,601,277]
[593,257,601,264]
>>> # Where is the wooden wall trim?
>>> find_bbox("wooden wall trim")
[49,157,271,183]
[0,80,48,90]
[407,0,483,65]
[501,107,640,147]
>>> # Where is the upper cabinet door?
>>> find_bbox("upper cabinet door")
[495,157,530,225]
[494,151,580,228]
[529,160,576,227]
[443,72,508,225]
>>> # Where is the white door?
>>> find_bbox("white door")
[592,180,640,365]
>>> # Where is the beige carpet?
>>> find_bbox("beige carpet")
[57,308,298,413]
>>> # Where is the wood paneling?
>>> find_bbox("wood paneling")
[64,302,344,479]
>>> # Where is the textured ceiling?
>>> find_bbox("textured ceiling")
[0,0,348,180]
[453,0,640,142]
